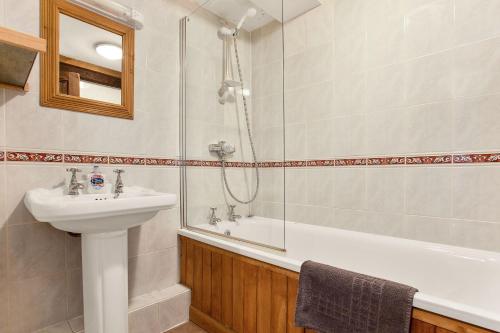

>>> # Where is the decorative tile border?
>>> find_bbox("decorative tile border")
[368,157,406,166]
[406,155,452,165]
[145,158,179,166]
[284,161,307,168]
[307,159,335,167]
[335,158,367,167]
[453,153,500,164]
[64,154,109,164]
[2,150,500,168]
[109,156,146,165]
[7,151,63,163]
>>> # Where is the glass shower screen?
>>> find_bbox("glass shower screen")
[180,0,285,250]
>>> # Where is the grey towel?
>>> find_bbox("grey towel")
[295,261,417,333]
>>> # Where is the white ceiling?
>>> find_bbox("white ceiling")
[195,0,322,32]
[59,13,123,71]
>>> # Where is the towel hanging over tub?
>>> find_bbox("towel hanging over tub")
[295,261,418,333]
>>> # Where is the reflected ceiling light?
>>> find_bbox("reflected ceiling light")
[95,43,122,60]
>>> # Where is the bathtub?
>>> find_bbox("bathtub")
[179,216,500,331]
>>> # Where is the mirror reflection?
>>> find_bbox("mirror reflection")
[59,14,122,104]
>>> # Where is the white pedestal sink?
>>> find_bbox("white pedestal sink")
[24,186,177,333]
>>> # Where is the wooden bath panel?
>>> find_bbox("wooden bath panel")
[179,236,495,333]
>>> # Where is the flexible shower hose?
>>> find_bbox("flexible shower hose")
[220,34,260,205]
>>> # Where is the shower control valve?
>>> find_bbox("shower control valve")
[208,141,235,160]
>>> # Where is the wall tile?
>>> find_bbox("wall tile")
[334,0,366,38]
[65,234,81,270]
[0,278,7,332]
[332,168,366,210]
[66,269,83,319]
[285,123,306,160]
[8,223,66,281]
[450,219,500,252]
[330,208,367,231]
[129,209,179,257]
[335,23,366,76]
[5,165,64,225]
[366,63,406,110]
[402,215,452,245]
[284,15,306,57]
[9,273,67,333]
[403,0,454,59]
[405,167,453,218]
[306,168,334,207]
[453,94,500,152]
[304,0,335,49]
[259,169,284,204]
[0,0,4,24]
[128,247,178,298]
[405,50,453,106]
[3,0,39,35]
[306,119,334,159]
[158,291,190,332]
[406,101,453,154]
[454,0,500,46]
[454,37,500,98]
[62,112,112,154]
[366,14,404,69]
[285,43,334,91]
[0,89,5,148]
[365,211,406,237]
[0,164,6,283]
[365,168,406,214]
[5,92,64,150]
[332,115,366,156]
[35,321,73,333]
[364,110,407,155]
[334,72,366,116]
[452,167,500,223]
[285,169,307,205]
[129,305,160,333]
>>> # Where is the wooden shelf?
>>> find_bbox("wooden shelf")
[0,26,46,92]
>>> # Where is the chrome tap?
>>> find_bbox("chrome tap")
[113,169,125,198]
[66,168,84,196]
[209,207,221,225]
[228,205,241,222]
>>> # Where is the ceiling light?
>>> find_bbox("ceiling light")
[95,43,122,60]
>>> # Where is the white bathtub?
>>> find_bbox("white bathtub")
[179,216,500,331]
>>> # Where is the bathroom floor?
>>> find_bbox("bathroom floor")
[166,322,207,333]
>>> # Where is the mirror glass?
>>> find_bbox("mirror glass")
[59,14,123,105]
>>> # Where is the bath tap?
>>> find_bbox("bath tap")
[209,207,221,225]
[228,205,241,222]
[113,169,125,198]
[66,168,84,195]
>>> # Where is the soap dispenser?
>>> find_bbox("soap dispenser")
[87,165,106,194]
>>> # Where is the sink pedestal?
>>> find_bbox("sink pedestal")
[82,230,129,333]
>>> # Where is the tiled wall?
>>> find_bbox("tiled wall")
[0,0,195,332]
[252,0,500,252]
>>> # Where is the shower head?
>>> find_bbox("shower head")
[247,8,258,17]
[236,7,257,31]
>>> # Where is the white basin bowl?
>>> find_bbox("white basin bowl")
[24,186,177,233]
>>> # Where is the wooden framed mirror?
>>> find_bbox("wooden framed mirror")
[40,0,134,119]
